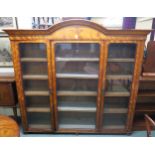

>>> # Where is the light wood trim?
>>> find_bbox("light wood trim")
[57,91,97,96]
[56,73,98,79]
[126,41,145,132]
[99,41,108,130]
[21,58,47,62]
[108,58,135,63]
[46,40,55,131]
[23,75,48,80]
[56,57,99,62]
[11,41,28,130]
[51,42,58,129]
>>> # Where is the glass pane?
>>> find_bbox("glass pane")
[107,62,134,75]
[25,96,50,107]
[21,62,48,75]
[19,43,47,58]
[108,43,136,58]
[57,79,98,91]
[23,80,49,91]
[104,97,129,109]
[58,112,96,129]
[103,114,127,129]
[58,96,97,103]
[55,43,100,58]
[56,61,99,74]
[55,43,100,130]
[27,112,52,129]
[106,79,132,92]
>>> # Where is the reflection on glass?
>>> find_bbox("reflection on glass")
[58,112,96,129]
[56,61,99,74]
[19,43,47,58]
[103,114,127,129]
[107,62,134,75]
[106,79,132,92]
[108,43,136,58]
[55,43,100,58]
[57,79,98,91]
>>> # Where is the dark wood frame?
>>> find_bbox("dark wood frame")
[5,20,150,134]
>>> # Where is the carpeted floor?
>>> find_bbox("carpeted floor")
[20,130,155,137]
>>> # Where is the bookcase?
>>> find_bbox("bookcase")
[5,20,150,133]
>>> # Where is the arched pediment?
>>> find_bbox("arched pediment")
[4,19,150,38]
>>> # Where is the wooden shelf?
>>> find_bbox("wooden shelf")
[105,92,130,97]
[57,91,97,96]
[136,105,155,113]
[29,124,51,129]
[21,58,47,62]
[56,57,99,62]
[138,92,155,97]
[58,124,95,129]
[23,75,48,80]
[140,76,155,81]
[108,58,135,63]
[56,73,98,79]
[106,75,132,80]
[25,91,49,96]
[104,108,128,114]
[27,107,50,113]
[103,125,125,129]
[58,106,96,112]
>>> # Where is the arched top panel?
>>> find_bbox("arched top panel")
[4,20,151,37]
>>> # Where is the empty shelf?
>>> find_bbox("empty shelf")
[106,75,132,80]
[56,73,98,79]
[57,91,97,96]
[56,57,99,62]
[59,124,95,129]
[25,91,49,96]
[138,92,155,97]
[58,106,96,112]
[27,107,50,112]
[23,75,48,80]
[108,58,135,63]
[105,92,130,97]
[104,108,128,114]
[21,58,47,62]
[103,125,125,129]
[29,124,51,129]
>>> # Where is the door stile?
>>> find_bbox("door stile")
[97,42,107,130]
[51,42,58,130]
[126,41,145,132]
[12,41,28,131]
[98,41,109,130]
[46,40,55,131]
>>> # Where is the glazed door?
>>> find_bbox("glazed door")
[52,42,102,132]
[17,42,54,132]
[101,42,137,133]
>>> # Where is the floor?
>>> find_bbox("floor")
[20,130,155,137]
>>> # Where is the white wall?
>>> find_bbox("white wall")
[17,17,32,29]
[136,17,153,44]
